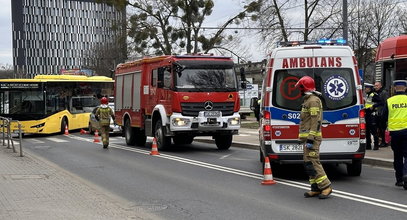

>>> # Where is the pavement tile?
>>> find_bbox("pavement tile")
[0,147,158,220]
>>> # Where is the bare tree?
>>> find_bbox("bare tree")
[0,63,14,79]
[98,0,261,57]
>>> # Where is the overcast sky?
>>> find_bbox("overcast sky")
[0,0,264,66]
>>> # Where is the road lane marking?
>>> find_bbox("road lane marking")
[26,139,45,144]
[68,135,407,213]
[45,137,69,143]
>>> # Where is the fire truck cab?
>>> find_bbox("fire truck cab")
[114,55,241,150]
[257,39,366,176]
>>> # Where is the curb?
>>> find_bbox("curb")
[195,139,393,168]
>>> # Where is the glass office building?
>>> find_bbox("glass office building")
[11,0,126,77]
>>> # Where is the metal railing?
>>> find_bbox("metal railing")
[1,116,23,157]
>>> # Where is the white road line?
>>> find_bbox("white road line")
[68,135,407,213]
[45,137,69,143]
[26,139,45,144]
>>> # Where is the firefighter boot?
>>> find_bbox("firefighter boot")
[304,183,321,198]
[403,175,407,190]
[318,186,333,199]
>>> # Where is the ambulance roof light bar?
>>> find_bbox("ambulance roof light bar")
[279,38,347,47]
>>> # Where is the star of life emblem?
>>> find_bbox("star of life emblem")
[323,75,349,101]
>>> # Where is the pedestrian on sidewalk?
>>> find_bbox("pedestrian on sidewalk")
[295,76,332,199]
[364,83,380,150]
[374,82,389,147]
[382,80,407,189]
[95,96,115,149]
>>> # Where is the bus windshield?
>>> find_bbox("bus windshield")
[175,68,238,92]
[273,68,357,111]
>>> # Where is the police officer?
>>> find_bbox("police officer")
[364,83,380,150]
[295,76,332,199]
[382,80,407,189]
[95,96,115,148]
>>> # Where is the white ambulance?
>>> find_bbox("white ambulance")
[257,39,366,176]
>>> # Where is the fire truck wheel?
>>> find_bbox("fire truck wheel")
[173,136,194,145]
[346,160,362,176]
[214,135,232,150]
[124,119,136,145]
[134,128,147,146]
[154,120,171,150]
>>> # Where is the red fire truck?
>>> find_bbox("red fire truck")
[114,55,241,150]
[375,34,407,93]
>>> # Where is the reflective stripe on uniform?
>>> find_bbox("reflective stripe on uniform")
[309,131,321,136]
[315,175,328,184]
[299,133,308,138]
[309,179,316,184]
[309,107,320,115]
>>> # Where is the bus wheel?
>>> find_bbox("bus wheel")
[124,119,136,145]
[134,128,147,147]
[154,119,170,150]
[173,136,194,145]
[60,118,68,134]
[214,135,232,150]
[347,160,362,176]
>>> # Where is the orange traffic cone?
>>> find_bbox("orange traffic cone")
[150,137,160,155]
[93,130,100,143]
[80,128,87,134]
[64,125,69,135]
[261,156,276,185]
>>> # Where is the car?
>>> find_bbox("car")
[88,103,122,134]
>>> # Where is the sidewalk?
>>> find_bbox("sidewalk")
[0,147,157,220]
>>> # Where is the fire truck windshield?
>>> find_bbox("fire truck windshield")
[175,68,238,92]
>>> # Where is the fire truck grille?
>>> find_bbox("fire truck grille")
[181,102,235,117]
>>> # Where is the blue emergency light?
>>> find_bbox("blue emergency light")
[317,38,347,45]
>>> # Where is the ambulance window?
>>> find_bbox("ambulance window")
[273,68,356,111]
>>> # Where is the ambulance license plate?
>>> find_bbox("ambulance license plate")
[204,111,220,117]
[279,144,303,152]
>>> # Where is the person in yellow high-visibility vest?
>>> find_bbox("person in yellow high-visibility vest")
[382,80,407,189]
[364,83,380,150]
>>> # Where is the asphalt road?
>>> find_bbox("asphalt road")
[21,132,407,220]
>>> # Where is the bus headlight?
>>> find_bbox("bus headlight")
[228,117,240,126]
[172,118,190,127]
[31,122,45,128]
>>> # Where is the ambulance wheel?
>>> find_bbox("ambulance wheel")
[173,136,194,145]
[347,160,362,176]
[154,119,171,150]
[214,135,232,150]
[134,128,147,147]
[124,118,136,145]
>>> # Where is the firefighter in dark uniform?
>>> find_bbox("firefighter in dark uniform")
[95,97,115,148]
[364,83,380,150]
[295,76,332,199]
[382,80,407,189]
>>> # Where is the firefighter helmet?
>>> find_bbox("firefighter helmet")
[101,97,108,105]
[295,76,316,92]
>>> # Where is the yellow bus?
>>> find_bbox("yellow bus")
[0,75,114,134]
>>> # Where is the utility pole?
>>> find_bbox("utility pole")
[343,0,348,44]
